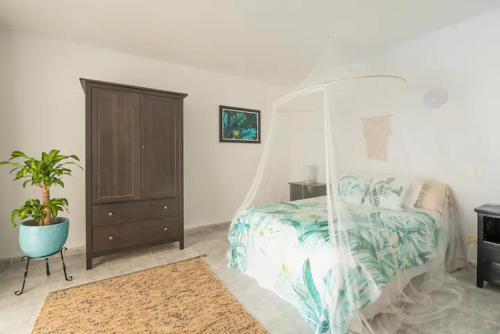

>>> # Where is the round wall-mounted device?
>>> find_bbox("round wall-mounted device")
[423,88,448,109]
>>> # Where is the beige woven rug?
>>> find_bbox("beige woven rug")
[33,257,266,333]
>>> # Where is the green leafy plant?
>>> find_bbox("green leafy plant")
[10,198,68,227]
[1,150,81,226]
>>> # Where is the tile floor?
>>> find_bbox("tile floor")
[0,224,499,334]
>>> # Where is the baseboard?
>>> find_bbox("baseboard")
[185,221,230,232]
[0,246,86,265]
[0,223,230,266]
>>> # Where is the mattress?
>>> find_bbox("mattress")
[227,196,444,333]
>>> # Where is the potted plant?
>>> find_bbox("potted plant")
[1,150,81,258]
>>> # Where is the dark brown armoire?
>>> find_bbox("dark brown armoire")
[81,79,187,269]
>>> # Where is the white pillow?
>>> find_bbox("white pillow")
[403,179,424,209]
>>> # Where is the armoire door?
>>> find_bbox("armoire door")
[141,95,181,199]
[91,88,141,203]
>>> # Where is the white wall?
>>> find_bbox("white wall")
[3,8,499,260]
[337,9,500,262]
[0,29,286,258]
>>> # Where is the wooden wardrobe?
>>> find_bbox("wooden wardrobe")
[81,79,187,269]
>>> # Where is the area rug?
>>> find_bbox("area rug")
[32,257,266,333]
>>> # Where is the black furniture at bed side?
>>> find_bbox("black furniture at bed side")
[475,204,500,288]
[289,182,326,201]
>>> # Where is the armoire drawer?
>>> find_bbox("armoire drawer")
[92,217,180,253]
[92,198,180,226]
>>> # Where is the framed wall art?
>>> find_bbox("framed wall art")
[219,105,261,143]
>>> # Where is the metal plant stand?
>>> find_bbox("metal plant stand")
[15,247,73,296]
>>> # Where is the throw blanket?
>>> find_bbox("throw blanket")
[227,197,444,333]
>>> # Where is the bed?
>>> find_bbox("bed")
[227,196,445,333]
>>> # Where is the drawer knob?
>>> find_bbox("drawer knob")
[108,235,114,240]
[108,212,113,216]
[162,205,168,210]
[163,226,168,231]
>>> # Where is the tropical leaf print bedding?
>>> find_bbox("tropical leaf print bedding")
[227,196,444,334]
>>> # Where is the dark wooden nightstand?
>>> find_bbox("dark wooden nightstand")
[289,182,326,201]
[474,204,500,288]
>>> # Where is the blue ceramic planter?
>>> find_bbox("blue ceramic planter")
[19,218,69,258]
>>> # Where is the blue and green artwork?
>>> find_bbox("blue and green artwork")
[220,106,261,143]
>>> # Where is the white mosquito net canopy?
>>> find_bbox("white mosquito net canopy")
[228,52,465,334]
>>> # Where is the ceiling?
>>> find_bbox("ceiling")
[1,0,499,85]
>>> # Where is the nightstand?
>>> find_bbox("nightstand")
[474,204,500,288]
[289,182,326,201]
